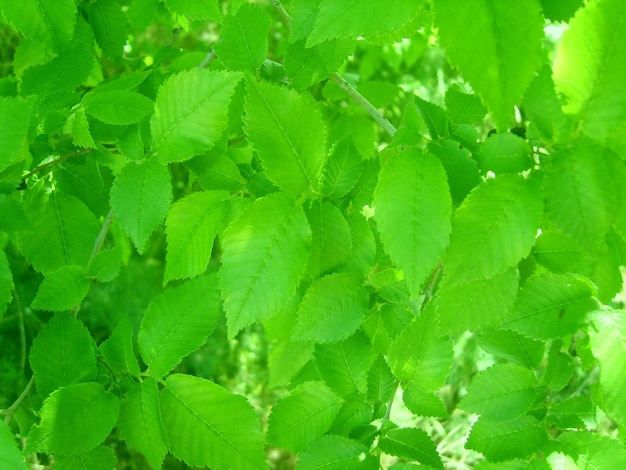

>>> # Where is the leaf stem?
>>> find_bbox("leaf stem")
[268,0,291,28]
[198,48,216,70]
[3,376,35,425]
[331,74,397,137]
[20,149,93,186]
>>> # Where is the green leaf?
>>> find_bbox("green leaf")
[99,314,140,376]
[164,190,230,284]
[306,201,352,278]
[306,0,422,47]
[244,77,327,193]
[539,0,583,21]
[110,159,172,254]
[441,175,542,288]
[267,381,342,453]
[373,149,452,298]
[31,265,90,312]
[26,382,119,455]
[20,191,100,275]
[29,312,98,396]
[477,133,533,175]
[466,415,547,462]
[0,97,32,172]
[321,138,364,199]
[558,431,626,468]
[429,139,481,206]
[543,141,612,251]
[220,193,311,338]
[388,310,452,392]
[0,421,28,469]
[329,397,373,437]
[0,0,76,51]
[433,0,544,129]
[0,250,13,318]
[117,378,167,470]
[434,268,519,336]
[293,273,368,343]
[164,0,222,21]
[414,96,448,140]
[367,355,396,404]
[402,387,449,419]
[214,4,271,72]
[314,332,373,397]
[554,0,626,139]
[88,0,128,59]
[459,363,537,421]
[83,90,153,125]
[160,374,267,469]
[296,435,370,470]
[445,86,487,126]
[55,446,116,470]
[548,396,596,430]
[151,69,242,163]
[523,65,568,143]
[477,328,545,369]
[138,275,220,378]
[285,38,355,90]
[379,427,443,469]
[64,108,95,148]
[502,273,598,340]
[87,246,122,283]
[589,309,626,429]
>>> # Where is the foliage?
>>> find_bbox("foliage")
[0,0,625,468]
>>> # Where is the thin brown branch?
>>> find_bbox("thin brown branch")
[21,149,93,185]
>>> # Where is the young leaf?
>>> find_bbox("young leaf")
[138,275,220,378]
[320,138,364,199]
[29,312,98,397]
[433,268,519,336]
[466,415,547,462]
[220,193,311,338]
[83,90,154,125]
[117,378,167,470]
[88,0,128,59]
[214,4,271,72]
[433,0,544,129]
[160,374,267,469]
[150,69,242,163]
[306,0,421,47]
[164,0,222,21]
[296,435,370,470]
[0,0,76,52]
[543,141,612,251]
[26,382,119,455]
[267,381,342,453]
[554,0,626,139]
[293,273,368,343]
[589,309,626,429]
[459,363,537,421]
[387,310,452,392]
[379,428,443,469]
[110,158,172,254]
[373,149,452,298]
[0,421,28,469]
[306,201,352,278]
[164,190,230,284]
[99,314,140,376]
[55,446,117,470]
[20,191,100,275]
[87,246,122,283]
[314,332,373,397]
[244,77,326,194]
[502,273,598,340]
[441,174,542,288]
[31,265,90,312]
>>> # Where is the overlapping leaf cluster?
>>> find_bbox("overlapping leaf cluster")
[1,0,626,468]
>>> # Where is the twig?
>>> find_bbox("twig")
[198,48,216,70]
[3,376,35,425]
[20,149,93,185]
[331,74,397,137]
